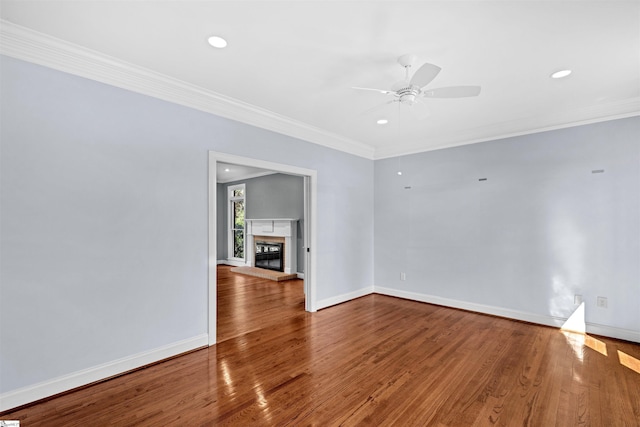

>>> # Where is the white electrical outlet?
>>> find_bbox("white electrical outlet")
[400,272,406,281]
[574,294,583,305]
[597,296,608,308]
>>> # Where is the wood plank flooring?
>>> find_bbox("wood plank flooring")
[2,265,639,426]
[217,265,305,342]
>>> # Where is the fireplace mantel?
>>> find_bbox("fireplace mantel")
[245,219,298,274]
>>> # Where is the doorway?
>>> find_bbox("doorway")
[208,152,317,345]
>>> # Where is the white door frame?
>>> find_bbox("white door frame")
[208,151,318,346]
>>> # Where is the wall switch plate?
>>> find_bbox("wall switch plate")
[574,294,583,305]
[597,296,608,308]
[400,272,406,281]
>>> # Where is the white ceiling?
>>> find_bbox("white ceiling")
[216,162,275,183]
[1,1,639,159]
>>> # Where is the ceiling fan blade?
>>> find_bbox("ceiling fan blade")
[410,63,442,88]
[423,86,481,98]
[352,86,396,95]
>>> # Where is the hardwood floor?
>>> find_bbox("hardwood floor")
[217,265,305,342]
[3,266,639,425]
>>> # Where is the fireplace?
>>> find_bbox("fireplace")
[245,219,298,274]
[255,241,284,272]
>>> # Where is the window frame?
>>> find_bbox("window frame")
[227,183,246,262]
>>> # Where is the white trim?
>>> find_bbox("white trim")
[223,259,245,267]
[374,286,640,343]
[217,260,262,267]
[585,323,640,344]
[0,20,374,160]
[374,286,565,326]
[4,20,636,162]
[217,170,277,184]
[3,20,638,161]
[0,334,208,412]
[297,273,305,279]
[209,152,318,339]
[212,153,320,178]
[303,175,317,312]
[208,157,218,346]
[374,107,640,159]
[316,286,374,311]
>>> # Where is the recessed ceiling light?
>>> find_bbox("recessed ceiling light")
[397,171,402,176]
[208,36,227,49]
[551,69,572,79]
[377,119,388,125]
[224,168,230,172]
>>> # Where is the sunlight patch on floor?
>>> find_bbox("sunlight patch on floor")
[618,350,640,374]
[584,335,608,356]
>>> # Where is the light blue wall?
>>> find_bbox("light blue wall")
[374,117,640,334]
[217,173,305,272]
[0,56,374,394]
[2,52,637,402]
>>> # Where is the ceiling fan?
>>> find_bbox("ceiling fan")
[353,54,481,116]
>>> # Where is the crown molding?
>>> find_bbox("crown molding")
[375,99,640,159]
[0,20,375,160]
[2,19,637,162]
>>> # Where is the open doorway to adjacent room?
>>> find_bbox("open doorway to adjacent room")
[208,152,317,345]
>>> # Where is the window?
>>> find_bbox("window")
[228,184,245,260]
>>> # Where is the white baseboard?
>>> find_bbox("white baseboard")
[585,322,640,343]
[0,334,208,412]
[218,262,304,279]
[316,286,374,311]
[220,259,245,267]
[374,286,640,344]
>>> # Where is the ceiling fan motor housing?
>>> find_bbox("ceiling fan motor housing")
[398,86,420,105]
